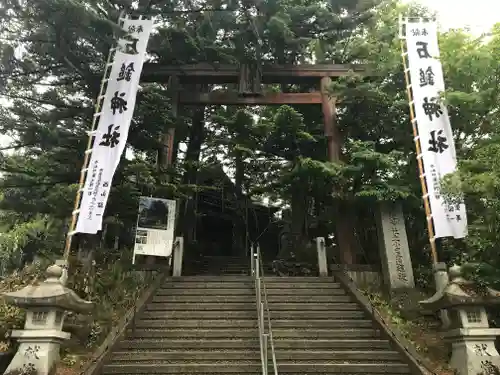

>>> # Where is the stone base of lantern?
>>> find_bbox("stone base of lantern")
[3,330,70,375]
[444,328,500,375]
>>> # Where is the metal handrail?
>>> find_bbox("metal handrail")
[250,243,279,375]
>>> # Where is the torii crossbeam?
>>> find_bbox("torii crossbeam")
[145,61,367,264]
[142,63,366,104]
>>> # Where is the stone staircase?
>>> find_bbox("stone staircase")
[101,275,259,374]
[98,274,415,375]
[264,276,411,374]
[185,255,249,275]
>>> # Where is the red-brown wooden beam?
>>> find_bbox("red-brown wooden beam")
[142,63,366,84]
[178,91,322,105]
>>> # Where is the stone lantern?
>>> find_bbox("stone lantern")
[420,264,500,375]
[2,264,93,375]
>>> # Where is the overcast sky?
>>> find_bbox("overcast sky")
[415,0,499,34]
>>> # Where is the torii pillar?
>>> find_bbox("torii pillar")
[141,63,364,265]
[321,77,356,264]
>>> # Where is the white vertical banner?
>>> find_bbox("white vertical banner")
[76,18,154,234]
[133,197,177,264]
[405,21,467,239]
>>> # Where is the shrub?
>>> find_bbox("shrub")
[0,250,154,357]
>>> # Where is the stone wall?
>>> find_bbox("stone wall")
[330,264,382,288]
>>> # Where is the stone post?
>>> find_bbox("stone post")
[2,264,93,375]
[55,259,68,286]
[420,265,500,375]
[172,236,184,277]
[375,201,415,291]
[433,262,451,328]
[315,237,328,277]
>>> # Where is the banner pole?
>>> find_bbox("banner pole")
[63,12,127,261]
[399,16,439,265]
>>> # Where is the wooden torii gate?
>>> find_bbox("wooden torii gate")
[141,62,366,263]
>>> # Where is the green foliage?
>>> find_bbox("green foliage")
[363,289,453,374]
[0,253,153,356]
[365,291,416,341]
[1,0,500,315]
[436,26,500,286]
[0,262,47,346]
[339,140,412,201]
[0,214,65,275]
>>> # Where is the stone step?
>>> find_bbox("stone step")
[274,350,402,362]
[274,338,391,350]
[263,302,360,310]
[270,310,366,319]
[140,310,366,319]
[128,328,258,338]
[155,288,254,296]
[145,303,255,311]
[101,363,410,374]
[110,351,260,361]
[110,350,402,362]
[187,264,248,268]
[193,274,250,277]
[265,295,352,302]
[102,373,404,375]
[264,287,345,294]
[160,282,254,289]
[150,295,351,303]
[133,319,374,329]
[195,271,249,275]
[151,295,255,303]
[197,261,248,264]
[195,258,248,263]
[271,319,373,329]
[263,277,336,282]
[118,339,261,350]
[276,363,410,373]
[194,269,248,272]
[197,264,248,268]
[185,262,247,266]
[134,319,259,329]
[167,276,252,282]
[272,328,379,339]
[193,254,248,261]
[117,338,390,350]
[159,283,343,291]
[263,282,341,289]
[101,363,260,374]
[185,266,247,269]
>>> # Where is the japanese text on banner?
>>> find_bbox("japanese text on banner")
[76,19,154,234]
[405,22,467,239]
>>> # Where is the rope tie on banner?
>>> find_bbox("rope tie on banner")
[398,15,439,265]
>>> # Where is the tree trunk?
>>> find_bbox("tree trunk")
[180,104,206,244]
[235,150,244,194]
[172,134,180,165]
[321,77,357,264]
[290,186,308,255]
[336,201,356,264]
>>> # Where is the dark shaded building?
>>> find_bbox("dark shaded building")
[184,165,282,261]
